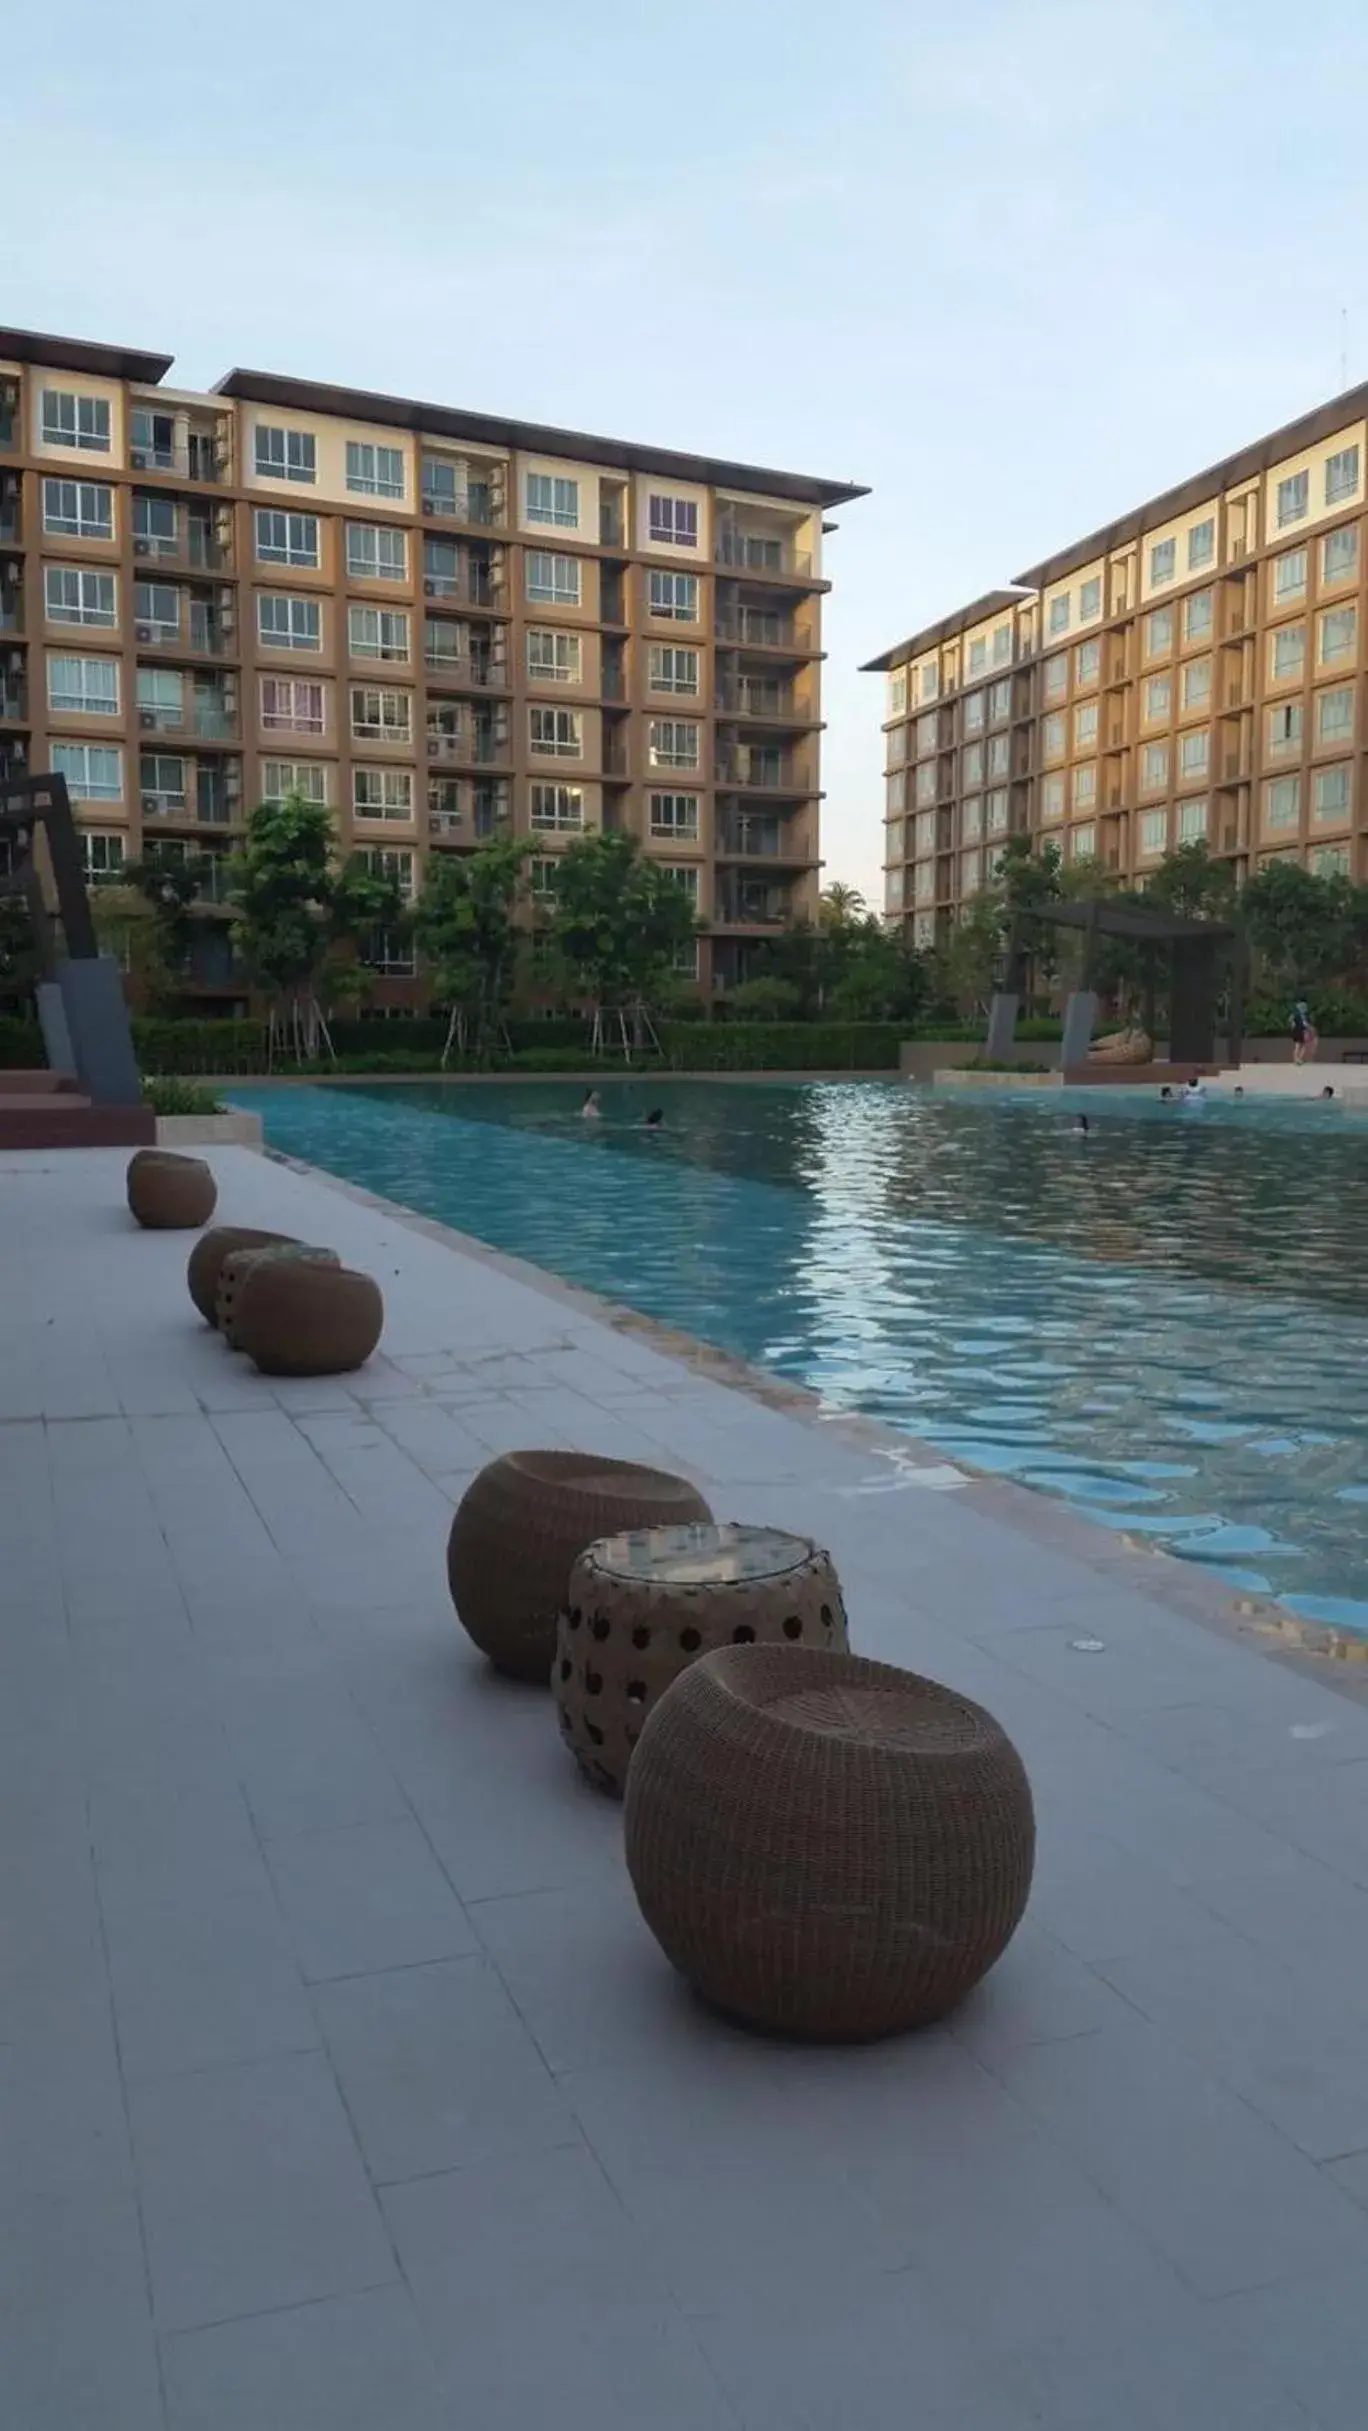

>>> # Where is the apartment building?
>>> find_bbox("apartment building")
[0,326,863,1001]
[869,389,1368,944]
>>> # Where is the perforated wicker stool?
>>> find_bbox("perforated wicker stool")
[624,1642,1035,2040]
[126,1149,217,1231]
[236,1259,383,1376]
[188,1227,302,1326]
[216,1243,340,1348]
[446,1452,711,1684]
[556,1521,847,1797]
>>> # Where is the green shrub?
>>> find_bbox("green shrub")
[658,1022,901,1072]
[0,1017,44,1068]
[141,1077,225,1116]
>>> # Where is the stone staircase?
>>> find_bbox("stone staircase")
[0,1070,156,1150]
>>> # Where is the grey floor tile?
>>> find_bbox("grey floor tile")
[471,1874,682,2073]
[1219,2261,1368,2429]
[314,1954,582,2184]
[1012,2291,1321,2430]
[0,2188,161,2427]
[130,2050,396,2333]
[161,2286,449,2431]
[101,1870,320,2084]
[263,1816,477,1981]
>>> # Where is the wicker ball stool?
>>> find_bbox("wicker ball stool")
[446,1452,711,1684]
[217,1243,340,1348]
[188,1227,302,1325]
[557,1521,847,1797]
[624,1642,1035,2040]
[127,1150,217,1230]
[235,1260,383,1376]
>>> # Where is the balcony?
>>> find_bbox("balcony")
[130,412,229,484]
[423,649,501,690]
[0,381,17,450]
[715,531,812,579]
[715,747,810,793]
[425,720,507,767]
[716,679,805,723]
[716,611,817,653]
[715,885,797,928]
[599,503,625,548]
[0,741,29,782]
[0,481,20,546]
[716,818,810,860]
[192,697,236,742]
[420,459,505,528]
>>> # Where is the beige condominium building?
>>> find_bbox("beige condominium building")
[0,326,864,1003]
[868,387,1368,944]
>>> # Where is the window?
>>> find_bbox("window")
[1326,445,1360,505]
[648,569,697,620]
[351,686,411,743]
[140,751,186,808]
[1075,638,1100,684]
[1072,764,1097,809]
[993,622,1014,663]
[1317,685,1354,743]
[961,795,983,840]
[1142,741,1169,790]
[914,760,937,806]
[1272,624,1306,681]
[1042,652,1068,701]
[648,644,699,695]
[356,846,416,898]
[1187,518,1215,570]
[1140,809,1168,857]
[260,677,325,734]
[40,389,110,452]
[967,637,987,676]
[1182,657,1212,711]
[986,734,1010,777]
[42,478,112,540]
[963,741,984,785]
[530,857,560,901]
[1144,606,1173,656]
[129,408,175,470]
[648,719,700,770]
[1323,526,1359,584]
[913,860,935,902]
[1277,469,1309,527]
[254,425,316,484]
[1040,771,1065,820]
[258,593,321,652]
[346,523,407,581]
[1048,594,1070,634]
[525,628,581,686]
[48,653,117,716]
[134,581,179,638]
[1073,700,1098,747]
[960,847,983,894]
[886,771,906,813]
[1319,605,1357,664]
[1177,797,1208,843]
[132,493,178,555]
[1313,764,1351,822]
[1267,701,1303,753]
[50,742,121,801]
[1184,588,1213,641]
[527,551,580,606]
[1071,824,1096,862]
[921,664,939,701]
[1273,546,1307,602]
[1078,577,1101,622]
[78,830,125,884]
[346,441,403,500]
[353,767,413,820]
[986,787,1009,834]
[1041,711,1066,761]
[1149,537,1176,588]
[914,711,937,758]
[349,605,410,661]
[1144,673,1172,722]
[1265,775,1301,828]
[530,782,585,830]
[988,678,1011,723]
[44,566,115,627]
[650,792,699,840]
[1179,729,1209,778]
[885,866,905,913]
[889,669,908,716]
[648,494,699,548]
[912,810,935,854]
[1312,844,1351,877]
[525,472,579,528]
[529,705,582,758]
[261,759,329,805]
[963,690,985,733]
[255,509,319,567]
[136,667,183,727]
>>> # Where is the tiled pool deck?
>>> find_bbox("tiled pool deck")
[8,1143,1368,2428]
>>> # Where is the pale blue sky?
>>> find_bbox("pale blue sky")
[3,0,1364,903]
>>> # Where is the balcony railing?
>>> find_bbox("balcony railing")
[715,533,812,578]
[423,651,500,688]
[193,705,235,740]
[716,750,804,791]
[716,681,798,720]
[0,598,21,635]
[420,477,503,527]
[716,891,795,927]
[422,566,498,607]
[599,506,625,547]
[0,688,27,723]
[717,822,799,858]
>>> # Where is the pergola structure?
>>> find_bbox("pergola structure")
[994,896,1244,1068]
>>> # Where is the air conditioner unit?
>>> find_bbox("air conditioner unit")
[135,623,153,643]
[422,495,439,515]
[139,709,158,728]
[423,579,438,596]
[131,449,149,470]
[426,738,441,756]
[141,794,161,814]
[133,538,152,557]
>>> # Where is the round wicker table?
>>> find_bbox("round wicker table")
[555,1520,846,1796]
[624,1642,1035,2040]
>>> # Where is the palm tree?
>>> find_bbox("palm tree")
[820,881,867,927]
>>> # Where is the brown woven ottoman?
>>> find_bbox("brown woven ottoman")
[557,1521,846,1796]
[217,1243,340,1348]
[188,1227,302,1325]
[446,1452,712,1683]
[127,1149,217,1230]
[624,1642,1034,2040]
[234,1258,382,1375]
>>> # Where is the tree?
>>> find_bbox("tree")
[819,880,867,927]
[548,831,698,1049]
[932,896,1003,1019]
[1241,860,1354,996]
[1143,841,1238,924]
[229,794,404,1062]
[121,851,219,1008]
[412,836,530,1063]
[723,976,804,1020]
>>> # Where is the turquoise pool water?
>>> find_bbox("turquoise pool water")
[231,1078,1368,1628]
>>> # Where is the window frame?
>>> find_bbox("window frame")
[529,781,586,831]
[349,605,411,662]
[648,569,698,621]
[48,651,119,717]
[648,717,701,771]
[1277,469,1310,528]
[525,472,580,529]
[42,477,113,541]
[254,508,320,568]
[648,643,699,696]
[349,684,412,744]
[40,388,110,453]
[526,628,583,686]
[1325,445,1360,505]
[345,440,404,500]
[257,592,322,653]
[346,522,408,583]
[259,675,326,735]
[253,424,317,484]
[50,741,122,801]
[44,565,116,628]
[528,704,583,758]
[648,494,699,549]
[527,550,581,606]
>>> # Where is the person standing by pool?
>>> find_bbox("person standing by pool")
[1291,999,1318,1065]
[1182,1074,1208,1107]
[581,1089,602,1119]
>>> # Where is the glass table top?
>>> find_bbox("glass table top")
[588,1520,814,1587]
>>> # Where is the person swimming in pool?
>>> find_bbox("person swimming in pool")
[581,1089,602,1119]
[1073,1114,1091,1136]
[643,1108,664,1129]
[1182,1074,1207,1106]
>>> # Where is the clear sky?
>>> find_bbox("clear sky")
[3,0,1365,908]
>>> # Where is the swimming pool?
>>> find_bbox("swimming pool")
[231,1078,1368,1628]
